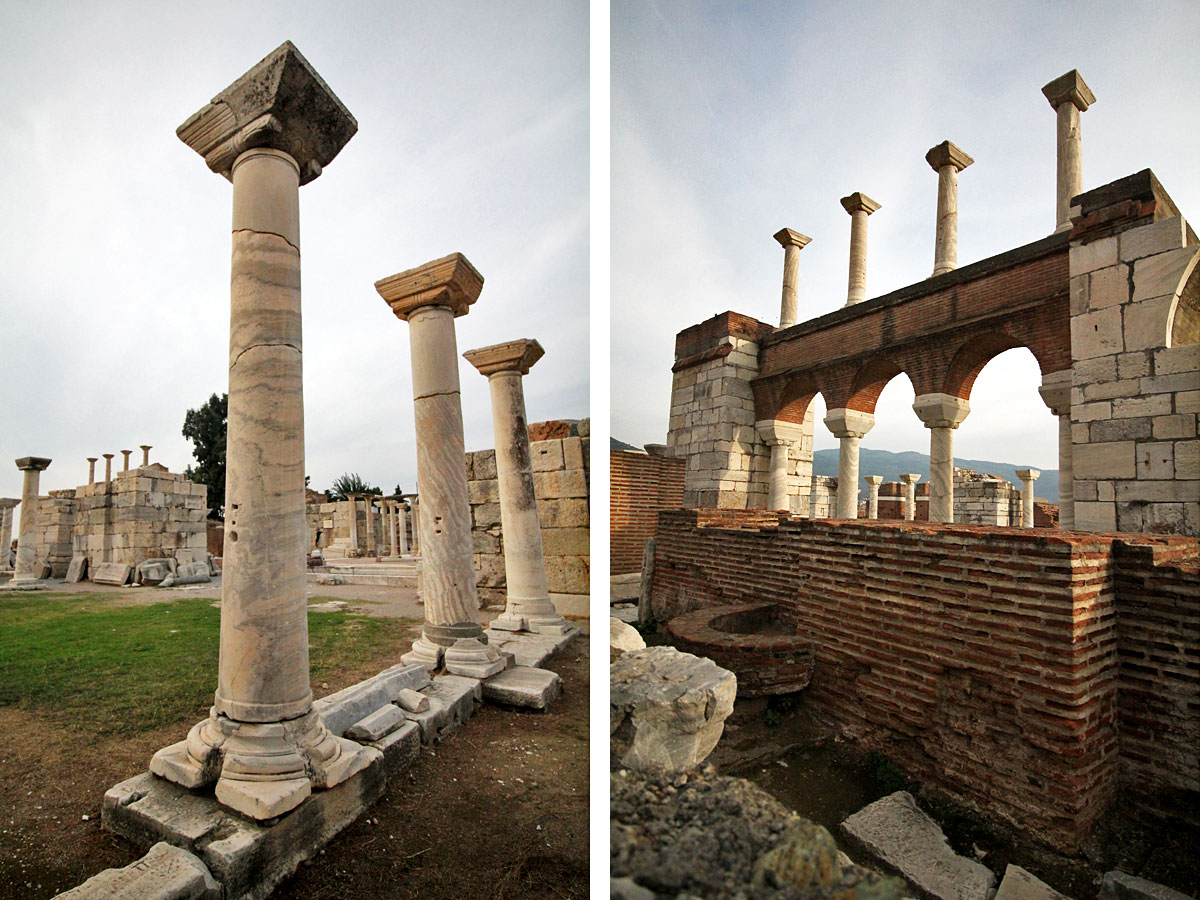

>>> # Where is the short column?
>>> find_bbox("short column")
[840,192,881,306]
[0,498,21,570]
[102,453,114,484]
[864,476,883,519]
[755,420,805,512]
[1016,469,1041,527]
[1038,370,1073,529]
[397,502,409,555]
[376,253,504,678]
[12,458,51,582]
[773,228,811,329]
[346,495,359,555]
[465,339,575,636]
[140,445,152,466]
[899,473,921,521]
[925,140,973,277]
[913,394,970,524]
[120,450,132,472]
[365,500,377,556]
[823,409,875,518]
[1042,70,1095,233]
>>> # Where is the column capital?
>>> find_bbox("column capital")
[913,393,970,429]
[1038,369,1072,416]
[177,41,357,186]
[899,473,922,485]
[1041,69,1095,112]
[864,475,883,486]
[463,338,545,377]
[0,498,20,509]
[1015,468,1041,482]
[755,419,807,445]
[925,140,974,173]
[840,192,881,216]
[87,457,99,464]
[375,252,483,320]
[139,444,152,453]
[773,227,812,249]
[15,457,51,472]
[102,452,115,460]
[823,408,875,439]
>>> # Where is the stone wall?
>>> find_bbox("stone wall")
[610,449,684,574]
[306,498,409,559]
[648,508,1200,849]
[467,419,590,602]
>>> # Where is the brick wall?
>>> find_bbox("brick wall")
[610,449,684,574]
[649,509,1200,847]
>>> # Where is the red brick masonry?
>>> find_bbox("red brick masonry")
[610,450,685,574]
[650,509,1200,849]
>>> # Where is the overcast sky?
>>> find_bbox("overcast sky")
[0,1,587,510]
[612,1,1200,470]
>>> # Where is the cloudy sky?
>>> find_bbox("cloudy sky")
[0,1,587,510]
[612,1,1200,469]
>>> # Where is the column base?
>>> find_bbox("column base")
[400,635,445,670]
[528,616,577,637]
[148,707,376,820]
[444,638,506,679]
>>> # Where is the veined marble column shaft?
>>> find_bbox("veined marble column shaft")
[140,445,152,466]
[149,41,370,820]
[824,409,875,518]
[926,141,973,277]
[376,253,503,678]
[347,495,359,554]
[87,458,98,483]
[864,476,883,519]
[755,420,805,513]
[365,500,377,556]
[1039,369,1074,530]
[913,394,970,524]
[840,192,881,306]
[773,228,811,329]
[121,450,132,472]
[899,473,921,521]
[0,498,22,570]
[1042,70,1095,233]
[465,339,573,635]
[397,504,409,555]
[13,458,50,582]
[1016,469,1040,527]
[103,454,114,484]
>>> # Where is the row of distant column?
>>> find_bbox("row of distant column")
[83,446,153,483]
[344,495,414,557]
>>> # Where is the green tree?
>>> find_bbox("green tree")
[183,393,227,518]
[327,472,382,501]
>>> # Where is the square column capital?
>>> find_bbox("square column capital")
[375,253,484,319]
[913,393,970,429]
[773,228,812,249]
[15,457,51,472]
[464,339,545,376]
[899,473,922,485]
[823,408,875,439]
[177,41,357,185]
[1042,69,1095,112]
[840,192,881,216]
[925,140,974,173]
[864,476,884,486]
[1015,468,1041,482]
[755,419,807,445]
[0,498,20,509]
[1038,369,1073,416]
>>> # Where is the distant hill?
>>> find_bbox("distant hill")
[813,448,1059,502]
[610,437,641,452]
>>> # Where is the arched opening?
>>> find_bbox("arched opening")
[1169,263,1200,347]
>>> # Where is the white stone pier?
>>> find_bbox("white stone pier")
[864,475,883,519]
[376,253,504,678]
[149,41,372,820]
[1016,468,1041,527]
[899,473,921,521]
[926,140,973,277]
[824,408,874,518]
[773,227,811,329]
[12,457,50,582]
[913,394,970,524]
[840,192,881,306]
[1042,69,1095,233]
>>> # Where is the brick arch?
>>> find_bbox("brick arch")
[942,332,1028,400]
[1168,255,1200,347]
[844,357,914,413]
[753,372,821,425]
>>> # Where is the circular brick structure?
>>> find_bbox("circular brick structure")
[666,602,814,697]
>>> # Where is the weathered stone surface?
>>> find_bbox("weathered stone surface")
[64,556,88,584]
[840,791,996,900]
[93,562,133,586]
[610,646,737,774]
[394,688,429,713]
[52,841,220,900]
[344,704,407,742]
[995,865,1072,900]
[484,627,576,668]
[405,674,480,743]
[135,558,176,586]
[610,617,646,656]
[313,663,430,736]
[482,666,562,710]
[1100,871,1195,900]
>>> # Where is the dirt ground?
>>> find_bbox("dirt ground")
[0,582,590,900]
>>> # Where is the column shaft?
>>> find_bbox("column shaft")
[904,482,917,521]
[347,496,359,553]
[933,165,958,275]
[13,470,42,581]
[836,436,861,518]
[365,501,377,555]
[767,441,790,511]
[928,427,955,523]
[1058,414,1074,529]
[397,505,409,555]
[1056,103,1082,232]
[846,211,869,305]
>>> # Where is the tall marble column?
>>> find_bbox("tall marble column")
[1038,370,1074,529]
[913,394,970,524]
[149,41,371,820]
[840,192,881,306]
[1016,469,1040,527]
[121,450,132,472]
[376,253,504,678]
[140,445,152,466]
[1042,70,1095,233]
[12,458,51,582]
[465,339,574,635]
[773,228,811,329]
[925,140,973,277]
[87,458,98,483]
[397,503,409,555]
[0,498,21,570]
[824,409,875,518]
[102,453,114,484]
[899,473,921,521]
[864,476,883,519]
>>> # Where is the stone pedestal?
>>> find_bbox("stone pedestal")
[149,41,370,821]
[0,498,20,571]
[925,141,973,277]
[12,458,50,582]
[865,476,883,519]
[465,339,574,636]
[824,409,875,518]
[1016,469,1040,527]
[1042,70,1095,233]
[1038,369,1073,529]
[140,445,152,466]
[773,228,811,329]
[899,473,921,521]
[376,253,503,678]
[913,394,970,524]
[840,192,881,306]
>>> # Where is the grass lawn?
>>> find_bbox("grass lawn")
[0,592,417,736]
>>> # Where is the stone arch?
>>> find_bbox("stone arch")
[944,331,1038,400]
[773,374,821,425]
[845,357,915,414]
[1168,254,1200,347]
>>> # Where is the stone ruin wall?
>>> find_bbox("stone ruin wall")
[33,466,207,577]
[648,508,1200,848]
[305,496,412,559]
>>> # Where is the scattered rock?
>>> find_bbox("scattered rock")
[610,617,646,658]
[52,840,220,899]
[1101,871,1195,900]
[995,864,1073,900]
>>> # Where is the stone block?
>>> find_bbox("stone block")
[313,663,430,737]
[65,556,88,583]
[1124,295,1176,351]
[1153,344,1200,375]
[1070,236,1119,275]
[840,792,995,900]
[536,498,588,528]
[1101,870,1195,900]
[1132,245,1198,302]
[1074,400,1113,422]
[93,562,133,586]
[545,555,589,594]
[562,436,585,471]
[610,617,646,655]
[345,704,407,742]
[1115,480,1199,503]
[1075,501,1117,531]
[1173,440,1199,477]
[1117,350,1152,380]
[1090,417,1153,443]
[473,501,502,528]
[541,527,589,557]
[467,479,499,505]
[370,719,420,779]
[994,864,1071,900]
[1136,442,1174,479]
[407,675,480,743]
[482,666,562,709]
[394,688,428,713]
[1083,378,1142,402]
[1069,275,1089,316]
[1120,216,1187,262]
[52,841,220,900]
[483,629,577,668]
[1072,306,1124,359]
[1075,441,1136,479]
[1088,265,1128,309]
[1153,414,1197,440]
[1113,394,1173,419]
[472,450,497,481]
[530,439,564,472]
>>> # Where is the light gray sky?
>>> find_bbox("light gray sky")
[0,1,588,509]
[612,1,1200,470]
